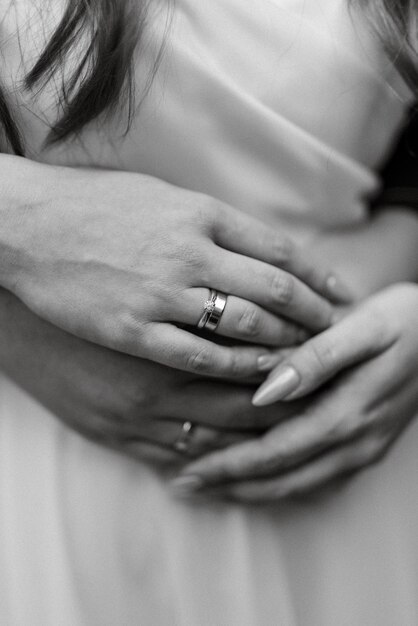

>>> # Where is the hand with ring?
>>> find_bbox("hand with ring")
[175,284,418,501]
[1,159,351,381]
[1,290,305,466]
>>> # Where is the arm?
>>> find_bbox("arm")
[171,116,418,499]
[0,155,342,380]
[0,288,303,465]
[176,284,418,500]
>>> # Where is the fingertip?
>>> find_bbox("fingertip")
[326,274,354,304]
[170,475,204,496]
[252,365,300,406]
[252,394,269,407]
[257,353,281,372]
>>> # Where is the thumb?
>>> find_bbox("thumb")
[252,302,394,406]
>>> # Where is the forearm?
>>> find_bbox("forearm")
[0,288,63,397]
[307,206,418,300]
[0,288,108,424]
[0,155,60,291]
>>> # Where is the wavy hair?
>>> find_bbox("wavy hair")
[0,0,148,155]
[360,0,418,88]
[0,0,417,156]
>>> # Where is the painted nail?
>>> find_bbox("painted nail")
[326,274,352,303]
[170,475,203,495]
[252,365,300,406]
[257,354,281,372]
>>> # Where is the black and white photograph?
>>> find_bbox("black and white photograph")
[0,1,417,624]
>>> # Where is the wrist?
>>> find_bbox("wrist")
[0,155,57,292]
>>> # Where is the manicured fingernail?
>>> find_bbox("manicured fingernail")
[326,274,352,303]
[252,365,300,406]
[257,354,280,372]
[170,475,203,495]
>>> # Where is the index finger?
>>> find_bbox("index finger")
[252,303,397,406]
[212,205,352,303]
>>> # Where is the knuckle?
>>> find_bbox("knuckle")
[169,239,208,274]
[324,415,350,444]
[238,304,262,338]
[186,348,213,374]
[186,246,208,274]
[131,385,160,416]
[310,340,336,373]
[200,197,225,231]
[365,435,389,465]
[272,236,293,268]
[361,403,381,429]
[322,402,374,446]
[107,313,147,356]
[351,438,381,468]
[370,309,392,351]
[271,271,294,307]
[225,350,243,378]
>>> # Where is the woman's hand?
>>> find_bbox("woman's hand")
[173,284,418,500]
[0,290,301,466]
[0,157,346,379]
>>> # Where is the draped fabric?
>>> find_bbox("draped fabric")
[1,2,417,624]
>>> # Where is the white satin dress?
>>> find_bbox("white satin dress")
[1,1,418,625]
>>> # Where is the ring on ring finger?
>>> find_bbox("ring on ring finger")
[176,288,308,346]
[174,421,195,453]
[166,420,248,457]
[197,289,228,332]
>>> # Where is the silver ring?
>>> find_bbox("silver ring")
[173,421,195,453]
[197,289,228,332]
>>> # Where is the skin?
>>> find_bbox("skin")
[175,215,418,501]
[0,1,415,495]
[0,200,416,478]
[0,156,343,380]
[0,288,310,464]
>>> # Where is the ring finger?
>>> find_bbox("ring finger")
[136,417,249,458]
[177,288,308,347]
[210,248,334,331]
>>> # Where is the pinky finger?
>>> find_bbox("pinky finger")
[205,437,385,503]
[143,323,269,378]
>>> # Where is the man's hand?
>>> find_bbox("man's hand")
[0,157,347,378]
[174,284,418,500]
[0,290,302,467]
